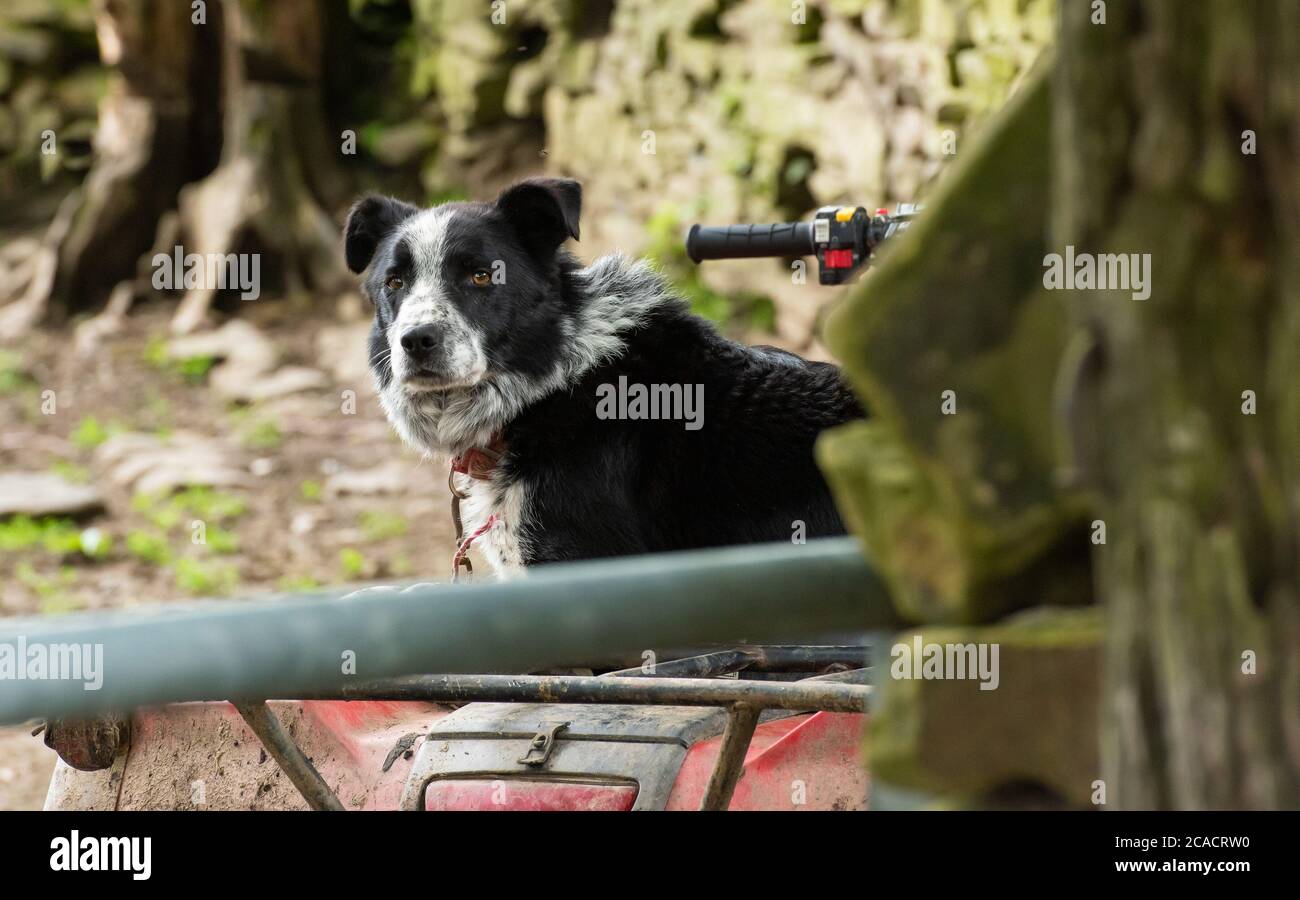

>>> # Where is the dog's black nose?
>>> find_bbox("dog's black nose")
[400,325,440,358]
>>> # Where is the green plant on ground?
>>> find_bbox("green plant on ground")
[0,516,110,559]
[173,558,239,596]
[174,355,217,383]
[339,547,366,580]
[202,524,239,555]
[141,334,169,369]
[15,563,80,615]
[131,495,183,531]
[70,416,112,449]
[0,350,33,394]
[359,510,408,541]
[133,487,249,531]
[77,528,111,557]
[299,480,323,502]
[143,334,216,384]
[126,489,251,574]
[240,419,283,451]
[125,529,171,566]
[276,573,322,593]
[48,460,91,483]
[173,487,248,522]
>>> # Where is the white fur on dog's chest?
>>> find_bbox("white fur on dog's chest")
[457,474,529,580]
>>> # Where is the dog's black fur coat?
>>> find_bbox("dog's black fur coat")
[345,178,864,572]
[506,310,861,561]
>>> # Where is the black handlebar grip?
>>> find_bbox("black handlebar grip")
[685,222,815,262]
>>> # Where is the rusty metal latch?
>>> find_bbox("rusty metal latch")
[517,722,569,767]
[381,732,423,773]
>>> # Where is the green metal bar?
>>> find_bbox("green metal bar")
[0,537,893,726]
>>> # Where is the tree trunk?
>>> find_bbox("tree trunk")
[0,0,352,340]
[171,0,352,333]
[821,0,1298,809]
[1055,0,1300,809]
[0,0,221,339]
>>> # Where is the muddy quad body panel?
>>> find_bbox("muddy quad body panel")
[44,645,871,811]
[44,699,867,810]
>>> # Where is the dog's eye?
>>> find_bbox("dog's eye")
[470,270,492,287]
[385,276,403,291]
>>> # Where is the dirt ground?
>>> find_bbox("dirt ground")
[0,300,461,808]
[0,727,53,810]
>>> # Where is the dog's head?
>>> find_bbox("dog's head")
[344,178,582,451]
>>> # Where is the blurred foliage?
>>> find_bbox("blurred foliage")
[47,460,89,483]
[359,509,408,541]
[132,487,248,529]
[173,557,239,596]
[338,546,365,579]
[203,524,239,555]
[239,419,284,451]
[346,0,1051,332]
[143,335,216,385]
[15,562,80,614]
[0,515,109,559]
[124,529,170,566]
[276,573,323,593]
[69,415,110,449]
[2,0,1051,333]
[0,0,102,220]
[0,350,33,393]
[644,202,776,329]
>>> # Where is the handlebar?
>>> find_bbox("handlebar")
[685,222,814,263]
[685,203,921,285]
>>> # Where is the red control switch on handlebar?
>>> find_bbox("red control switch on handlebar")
[822,248,854,269]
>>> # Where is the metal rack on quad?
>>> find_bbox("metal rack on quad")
[45,643,871,811]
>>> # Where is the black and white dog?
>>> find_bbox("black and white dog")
[344,178,863,578]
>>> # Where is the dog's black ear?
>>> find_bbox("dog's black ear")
[495,178,581,258]
[343,195,418,273]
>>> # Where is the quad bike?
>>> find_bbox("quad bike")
[44,643,871,811]
[43,204,916,812]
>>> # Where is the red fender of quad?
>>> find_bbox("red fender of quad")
[44,701,868,811]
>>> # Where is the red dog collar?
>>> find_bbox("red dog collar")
[448,434,506,581]
[450,435,506,481]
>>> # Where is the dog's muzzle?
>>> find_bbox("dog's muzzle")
[399,324,448,380]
